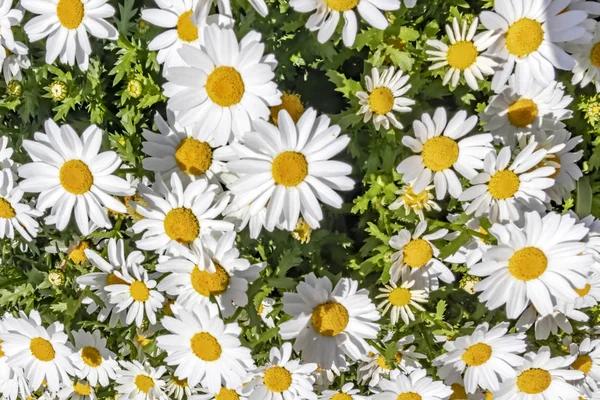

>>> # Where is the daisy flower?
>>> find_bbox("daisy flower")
[156,302,254,393]
[0,171,42,241]
[0,39,30,83]
[459,143,555,224]
[131,173,232,253]
[433,322,526,394]
[376,268,428,325]
[0,310,75,393]
[373,369,453,400]
[573,272,600,309]
[57,380,96,400]
[163,25,281,146]
[470,211,594,318]
[193,386,247,400]
[569,0,600,15]
[516,303,588,340]
[356,66,415,131]
[18,119,133,235]
[227,108,353,232]
[480,0,588,91]
[156,233,265,318]
[482,69,573,147]
[289,0,399,47]
[0,366,31,400]
[69,329,118,387]
[426,17,499,90]
[279,273,380,369]
[270,92,305,126]
[571,22,600,92]
[495,347,583,400]
[240,342,318,400]
[259,297,277,328]
[389,183,440,221]
[396,107,493,199]
[569,337,600,388]
[105,262,165,327]
[223,195,272,239]
[115,361,167,400]
[0,0,23,50]
[164,376,193,400]
[320,383,365,399]
[444,215,491,268]
[22,0,118,70]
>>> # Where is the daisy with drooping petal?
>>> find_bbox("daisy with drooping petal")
[571,22,600,92]
[426,17,499,90]
[0,0,23,50]
[22,0,118,70]
[240,342,318,400]
[389,183,440,221]
[18,119,134,235]
[115,361,167,400]
[57,380,96,400]
[0,171,42,241]
[573,272,600,309]
[356,66,415,131]
[396,107,493,200]
[373,369,453,400]
[0,39,30,83]
[156,302,254,393]
[568,338,600,389]
[480,0,588,91]
[376,268,428,325]
[320,383,365,400]
[227,108,353,232]
[279,273,380,370]
[69,329,118,387]
[516,303,588,340]
[470,211,594,319]
[163,25,281,146]
[164,376,193,400]
[223,196,272,239]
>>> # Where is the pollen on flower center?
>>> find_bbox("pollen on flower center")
[506,18,544,58]
[272,151,309,187]
[403,239,433,268]
[397,394,423,400]
[106,272,127,286]
[263,366,292,393]
[0,198,15,219]
[462,342,492,366]
[421,136,459,172]
[129,280,150,302]
[508,98,539,127]
[56,0,85,29]
[331,393,353,400]
[163,207,200,244]
[388,287,412,306]
[73,382,91,396]
[516,368,551,394]
[206,66,245,107]
[135,375,155,394]
[30,337,56,362]
[572,355,593,375]
[190,264,230,297]
[488,170,520,200]
[508,247,547,281]
[176,10,199,42]
[81,346,102,367]
[175,138,213,176]
[271,92,305,125]
[575,284,591,297]
[60,160,94,195]
[590,43,600,67]
[446,41,478,70]
[369,87,395,115]
[215,387,239,400]
[325,0,360,11]
[449,384,467,400]
[69,240,90,265]
[190,332,222,361]
[311,302,349,336]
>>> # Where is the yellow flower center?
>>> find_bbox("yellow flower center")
[311,302,349,336]
[206,66,245,107]
[572,355,593,375]
[176,10,198,42]
[369,87,395,115]
[484,392,493,400]
[106,272,127,286]
[215,387,239,400]
[488,170,520,200]
[263,366,292,393]
[421,136,459,172]
[397,394,422,400]
[163,207,200,244]
[508,99,539,128]
[462,342,492,366]
[446,41,478,70]
[506,18,544,58]
[291,217,312,244]
[69,240,90,265]
[56,0,84,29]
[164,299,175,316]
[81,346,102,367]
[73,382,91,396]
[516,368,551,394]
[30,337,55,362]
[388,287,412,306]
[508,247,547,281]
[325,0,360,11]
[190,264,230,297]
[332,393,353,400]
[272,151,309,187]
[401,186,431,209]
[129,280,150,302]
[575,284,591,297]
[271,92,305,125]
[0,340,4,358]
[403,239,433,268]
[0,198,15,219]
[377,356,391,370]
[135,375,155,394]
[590,43,600,67]
[190,332,222,361]
[60,160,94,195]
[449,384,467,400]
[172,377,188,387]
[175,138,213,176]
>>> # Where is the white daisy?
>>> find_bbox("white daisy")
[227,108,353,232]
[320,383,365,399]
[569,337,600,389]
[289,0,399,47]
[18,119,133,235]
[279,273,380,369]
[396,107,493,199]
[426,17,499,90]
[0,365,31,400]
[115,361,167,400]
[192,385,247,400]
[434,322,526,394]
[375,268,428,325]
[470,211,594,319]
[356,66,415,131]
[459,143,555,224]
[372,368,453,400]
[156,233,265,318]
[495,346,583,400]
[69,329,118,387]
[223,197,272,239]
[163,25,281,146]
[569,0,600,16]
[389,183,440,221]
[131,173,232,254]
[0,136,13,172]
[515,303,588,340]
[164,376,194,400]
[240,342,318,400]
[480,0,588,91]
[444,215,491,268]
[0,0,23,50]
[22,0,118,70]
[573,272,600,309]
[571,22,600,92]
[0,39,30,83]
[57,380,96,400]
[156,302,254,393]
[0,171,42,241]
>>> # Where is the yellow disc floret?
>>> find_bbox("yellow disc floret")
[60,160,94,195]
[163,207,200,244]
[190,332,222,361]
[263,366,292,393]
[446,41,478,70]
[461,342,492,366]
[271,93,305,125]
[488,170,520,200]
[176,10,199,42]
[311,302,349,337]
[129,281,150,302]
[0,198,15,219]
[388,287,412,307]
[508,99,539,127]
[30,337,56,362]
[206,67,245,107]
[421,136,459,172]
[175,138,213,176]
[516,368,551,394]
[506,18,544,58]
[403,239,433,268]
[56,0,84,29]
[369,87,395,115]
[190,264,230,297]
[272,151,309,187]
[508,247,547,281]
